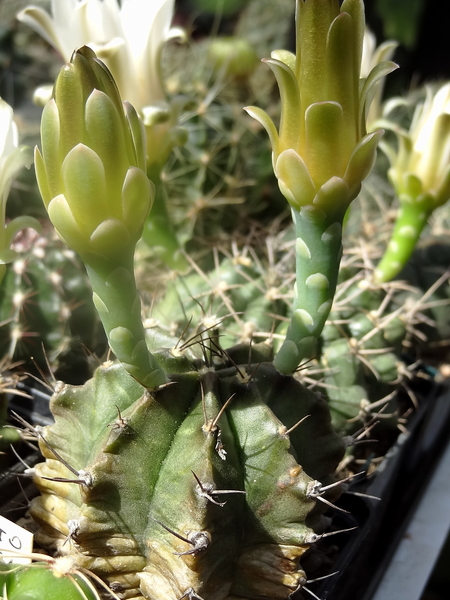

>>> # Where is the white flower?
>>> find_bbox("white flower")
[17,0,182,114]
[0,99,38,280]
[383,83,450,206]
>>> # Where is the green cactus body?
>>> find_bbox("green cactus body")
[150,255,287,349]
[30,353,343,600]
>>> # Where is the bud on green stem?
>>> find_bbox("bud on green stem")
[375,83,450,282]
[35,46,166,388]
[246,0,397,373]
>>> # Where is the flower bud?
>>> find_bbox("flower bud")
[375,82,450,282]
[386,83,450,209]
[245,0,397,219]
[35,46,153,260]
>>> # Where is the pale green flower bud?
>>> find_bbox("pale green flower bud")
[34,47,166,388]
[35,46,153,261]
[385,83,450,208]
[245,0,397,219]
[375,82,450,282]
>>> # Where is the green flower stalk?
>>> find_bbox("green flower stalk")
[245,0,397,374]
[374,82,450,283]
[0,98,40,284]
[34,46,166,388]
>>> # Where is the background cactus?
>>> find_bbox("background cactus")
[0,228,105,381]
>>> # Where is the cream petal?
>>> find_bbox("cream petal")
[271,49,296,71]
[359,60,398,131]
[121,167,153,236]
[61,143,107,231]
[85,90,129,190]
[343,129,384,194]
[275,149,316,210]
[244,106,280,161]
[0,146,33,208]
[0,99,18,158]
[313,177,350,213]
[435,166,450,207]
[89,218,131,256]
[16,6,65,57]
[401,173,423,200]
[34,147,51,208]
[47,193,87,251]
[124,101,147,171]
[0,248,19,265]
[3,217,41,250]
[39,100,61,200]
[264,57,301,154]
[304,101,345,186]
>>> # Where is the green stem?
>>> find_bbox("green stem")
[374,198,431,283]
[274,206,344,374]
[85,249,167,388]
[142,168,188,271]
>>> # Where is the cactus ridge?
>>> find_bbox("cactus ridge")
[30,343,344,600]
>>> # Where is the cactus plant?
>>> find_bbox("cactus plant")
[29,352,344,600]
[6,1,447,599]
[22,15,353,597]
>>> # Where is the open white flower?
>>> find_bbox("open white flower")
[0,99,39,281]
[17,0,182,114]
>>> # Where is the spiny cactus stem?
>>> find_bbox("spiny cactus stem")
[374,197,431,283]
[84,251,167,388]
[142,167,189,271]
[274,206,344,374]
